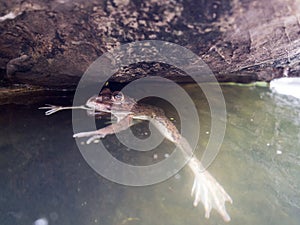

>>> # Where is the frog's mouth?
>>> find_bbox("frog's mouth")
[84,104,111,116]
[85,95,112,112]
[85,104,132,116]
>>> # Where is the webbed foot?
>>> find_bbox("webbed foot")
[189,158,232,221]
[73,131,105,144]
[39,105,63,115]
[39,104,90,115]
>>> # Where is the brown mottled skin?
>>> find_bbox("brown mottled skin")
[41,88,232,221]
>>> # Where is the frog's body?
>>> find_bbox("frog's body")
[41,88,232,221]
[79,89,183,145]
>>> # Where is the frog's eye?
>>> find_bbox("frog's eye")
[112,91,124,102]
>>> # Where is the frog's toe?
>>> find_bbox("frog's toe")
[73,131,106,144]
[73,131,97,138]
[191,171,232,222]
[86,135,104,144]
[39,105,62,115]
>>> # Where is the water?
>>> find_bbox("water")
[0,84,299,225]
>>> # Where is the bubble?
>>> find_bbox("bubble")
[33,218,48,225]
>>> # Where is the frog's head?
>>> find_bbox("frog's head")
[85,88,136,115]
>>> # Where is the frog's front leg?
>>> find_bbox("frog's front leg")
[73,116,134,144]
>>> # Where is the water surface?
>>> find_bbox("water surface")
[0,84,299,225]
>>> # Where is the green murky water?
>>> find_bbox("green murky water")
[0,84,299,225]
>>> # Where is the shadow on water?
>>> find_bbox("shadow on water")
[0,84,299,225]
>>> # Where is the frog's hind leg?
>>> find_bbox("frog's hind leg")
[153,120,233,221]
[188,157,232,221]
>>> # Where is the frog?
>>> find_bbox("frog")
[40,88,232,221]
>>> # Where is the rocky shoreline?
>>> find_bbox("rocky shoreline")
[0,0,299,94]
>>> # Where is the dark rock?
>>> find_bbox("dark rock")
[0,0,299,89]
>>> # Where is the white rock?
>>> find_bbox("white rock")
[270,77,300,99]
